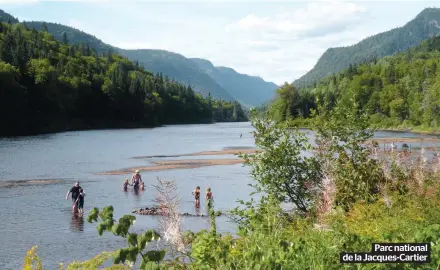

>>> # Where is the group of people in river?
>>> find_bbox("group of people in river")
[66,170,215,215]
[370,141,412,155]
[122,170,145,191]
[192,186,214,208]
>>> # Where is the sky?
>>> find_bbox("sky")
[1,0,440,85]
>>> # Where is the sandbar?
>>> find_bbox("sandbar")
[132,147,258,159]
[0,179,62,188]
[99,158,246,175]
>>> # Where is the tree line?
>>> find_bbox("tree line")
[0,22,246,136]
[270,35,440,130]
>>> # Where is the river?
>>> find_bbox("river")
[0,122,438,269]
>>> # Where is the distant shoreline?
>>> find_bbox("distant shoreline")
[0,119,249,138]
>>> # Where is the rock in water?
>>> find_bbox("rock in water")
[132,206,223,217]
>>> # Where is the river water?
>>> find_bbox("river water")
[0,122,438,269]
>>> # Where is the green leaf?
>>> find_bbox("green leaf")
[115,248,128,264]
[144,250,166,262]
[137,234,148,250]
[140,258,147,269]
[143,261,160,270]
[111,224,120,236]
[126,246,138,263]
[144,230,161,242]
[100,206,114,221]
[127,233,138,246]
[87,207,99,223]
[123,215,136,225]
[97,224,105,236]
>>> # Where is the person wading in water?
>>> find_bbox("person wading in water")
[131,170,143,190]
[123,178,131,191]
[192,186,201,208]
[75,188,85,216]
[206,187,214,209]
[66,182,82,213]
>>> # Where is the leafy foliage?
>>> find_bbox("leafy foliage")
[87,206,167,269]
[23,246,42,270]
[0,22,246,136]
[240,109,321,212]
[61,251,130,270]
[315,97,386,211]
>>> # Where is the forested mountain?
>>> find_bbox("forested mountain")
[271,34,440,130]
[118,49,235,101]
[22,20,234,101]
[0,9,18,24]
[0,10,279,105]
[293,8,440,89]
[190,58,278,107]
[0,21,246,136]
[24,21,112,53]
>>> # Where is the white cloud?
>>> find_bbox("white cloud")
[225,14,269,32]
[226,1,367,37]
[0,0,38,4]
[214,1,372,84]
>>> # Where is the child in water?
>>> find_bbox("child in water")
[205,187,214,208]
[75,188,85,216]
[123,178,131,190]
[140,182,145,191]
[192,186,201,208]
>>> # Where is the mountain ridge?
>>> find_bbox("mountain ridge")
[190,57,278,107]
[293,7,440,89]
[0,9,279,105]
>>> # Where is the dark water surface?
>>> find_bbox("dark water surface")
[1,123,438,269]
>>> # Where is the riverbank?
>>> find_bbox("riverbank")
[1,117,249,137]
[284,117,440,135]
[375,127,440,135]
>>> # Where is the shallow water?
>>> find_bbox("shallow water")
[0,123,439,269]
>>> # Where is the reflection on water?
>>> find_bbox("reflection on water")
[132,188,142,204]
[71,214,84,232]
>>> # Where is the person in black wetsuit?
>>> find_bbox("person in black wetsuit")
[66,182,82,213]
[75,188,85,216]
[192,186,201,208]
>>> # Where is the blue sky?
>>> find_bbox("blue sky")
[1,0,439,84]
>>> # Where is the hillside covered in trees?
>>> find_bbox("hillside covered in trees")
[0,21,246,136]
[271,34,440,131]
[0,9,280,106]
[293,8,440,89]
[118,49,236,101]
